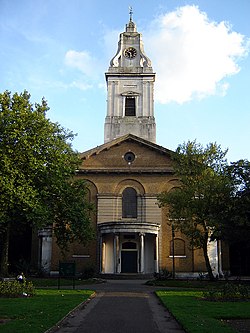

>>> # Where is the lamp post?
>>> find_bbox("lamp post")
[172,223,175,279]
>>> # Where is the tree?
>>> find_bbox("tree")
[158,140,234,280]
[0,90,93,275]
[52,179,94,256]
[223,160,250,243]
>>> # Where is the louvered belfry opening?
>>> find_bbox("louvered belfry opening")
[125,97,135,116]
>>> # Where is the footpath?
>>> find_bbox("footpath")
[49,279,185,333]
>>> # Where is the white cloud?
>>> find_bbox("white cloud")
[64,50,101,80]
[70,80,93,91]
[143,5,249,104]
[64,6,249,102]
[64,49,105,92]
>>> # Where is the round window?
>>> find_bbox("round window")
[124,152,135,164]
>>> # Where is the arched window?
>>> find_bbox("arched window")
[122,242,137,249]
[170,238,185,256]
[86,188,91,203]
[125,97,136,116]
[122,187,137,218]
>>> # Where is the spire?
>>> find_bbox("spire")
[126,6,136,32]
[129,6,133,22]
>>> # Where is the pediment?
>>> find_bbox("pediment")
[78,134,174,174]
[121,91,140,96]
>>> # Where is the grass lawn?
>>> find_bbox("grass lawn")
[156,289,250,333]
[0,289,94,333]
[147,279,250,289]
[29,277,100,287]
[146,279,214,289]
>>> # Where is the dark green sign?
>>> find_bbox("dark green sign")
[58,262,76,289]
[59,262,76,277]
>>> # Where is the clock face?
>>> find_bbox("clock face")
[124,47,137,59]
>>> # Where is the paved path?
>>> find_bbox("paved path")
[49,280,185,333]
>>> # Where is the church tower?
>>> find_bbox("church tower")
[104,10,156,143]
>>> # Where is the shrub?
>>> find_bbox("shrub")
[203,283,250,301]
[0,280,35,298]
[80,264,96,279]
[154,268,172,280]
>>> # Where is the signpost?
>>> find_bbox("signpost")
[58,261,76,289]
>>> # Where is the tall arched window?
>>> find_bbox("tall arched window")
[170,238,186,256]
[122,187,137,218]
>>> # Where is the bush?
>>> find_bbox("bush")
[80,264,96,279]
[0,280,35,297]
[154,268,172,280]
[203,283,250,301]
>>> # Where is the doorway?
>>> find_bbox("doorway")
[121,241,138,273]
[121,251,137,273]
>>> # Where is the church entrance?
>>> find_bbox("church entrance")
[121,251,137,273]
[121,241,138,273]
[99,224,160,275]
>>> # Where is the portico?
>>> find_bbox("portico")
[98,222,160,275]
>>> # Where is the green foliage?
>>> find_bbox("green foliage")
[0,90,94,274]
[0,90,77,219]
[0,280,35,297]
[80,263,96,279]
[53,180,95,254]
[223,159,250,243]
[158,140,234,280]
[203,283,250,301]
[158,140,232,243]
[154,268,172,280]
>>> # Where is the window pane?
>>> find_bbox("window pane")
[170,239,185,256]
[125,97,135,116]
[122,242,137,249]
[122,187,137,218]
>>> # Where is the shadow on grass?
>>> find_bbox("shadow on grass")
[156,289,250,333]
[0,289,94,333]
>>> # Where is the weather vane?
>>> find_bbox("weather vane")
[129,6,133,22]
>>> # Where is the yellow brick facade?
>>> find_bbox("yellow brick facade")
[50,135,207,276]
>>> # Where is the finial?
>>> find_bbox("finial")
[129,6,133,22]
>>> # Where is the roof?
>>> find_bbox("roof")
[79,133,174,160]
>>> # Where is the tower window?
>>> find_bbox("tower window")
[125,97,136,116]
[122,187,137,218]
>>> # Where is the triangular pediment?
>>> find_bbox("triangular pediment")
[78,134,174,174]
[121,91,140,96]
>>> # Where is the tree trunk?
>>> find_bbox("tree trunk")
[0,224,10,276]
[202,235,215,281]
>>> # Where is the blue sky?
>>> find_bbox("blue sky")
[0,0,249,162]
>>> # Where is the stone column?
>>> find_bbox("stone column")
[38,227,52,274]
[113,234,119,274]
[217,240,223,277]
[140,233,145,273]
[99,235,103,273]
[155,234,159,273]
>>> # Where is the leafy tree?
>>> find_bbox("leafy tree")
[0,90,93,275]
[223,159,250,243]
[158,140,234,280]
[52,179,94,256]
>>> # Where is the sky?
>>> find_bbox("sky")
[0,0,249,162]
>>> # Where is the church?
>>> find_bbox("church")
[38,15,228,278]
